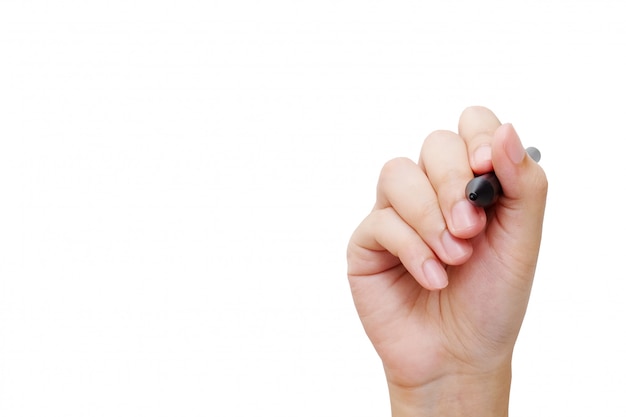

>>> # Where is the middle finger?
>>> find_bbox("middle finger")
[419,129,486,239]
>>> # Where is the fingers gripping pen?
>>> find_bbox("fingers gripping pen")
[465,147,541,207]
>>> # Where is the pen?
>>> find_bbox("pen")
[465,147,541,207]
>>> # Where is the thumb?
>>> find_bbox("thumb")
[490,123,548,266]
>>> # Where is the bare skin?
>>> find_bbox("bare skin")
[347,107,548,416]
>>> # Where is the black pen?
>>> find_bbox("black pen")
[465,147,541,207]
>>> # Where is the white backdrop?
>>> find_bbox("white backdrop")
[1,1,625,416]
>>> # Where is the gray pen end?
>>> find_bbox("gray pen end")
[526,147,541,163]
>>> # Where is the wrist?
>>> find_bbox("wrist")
[387,364,512,417]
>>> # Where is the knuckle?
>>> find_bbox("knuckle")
[397,240,425,264]
[369,206,388,226]
[413,198,442,224]
[378,157,412,186]
[423,129,456,146]
[421,130,460,162]
[366,207,393,234]
[380,157,412,177]
[460,105,493,121]
[439,166,465,185]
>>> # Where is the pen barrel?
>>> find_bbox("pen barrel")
[465,172,502,207]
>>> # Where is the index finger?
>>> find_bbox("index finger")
[457,106,502,174]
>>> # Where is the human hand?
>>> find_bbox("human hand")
[346,107,548,416]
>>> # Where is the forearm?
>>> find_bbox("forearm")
[387,365,511,417]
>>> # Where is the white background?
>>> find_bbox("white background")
[1,1,625,416]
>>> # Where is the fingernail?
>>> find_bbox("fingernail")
[422,259,448,289]
[504,124,525,164]
[441,230,470,263]
[451,200,478,233]
[473,144,492,168]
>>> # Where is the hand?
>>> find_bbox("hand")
[346,107,548,416]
